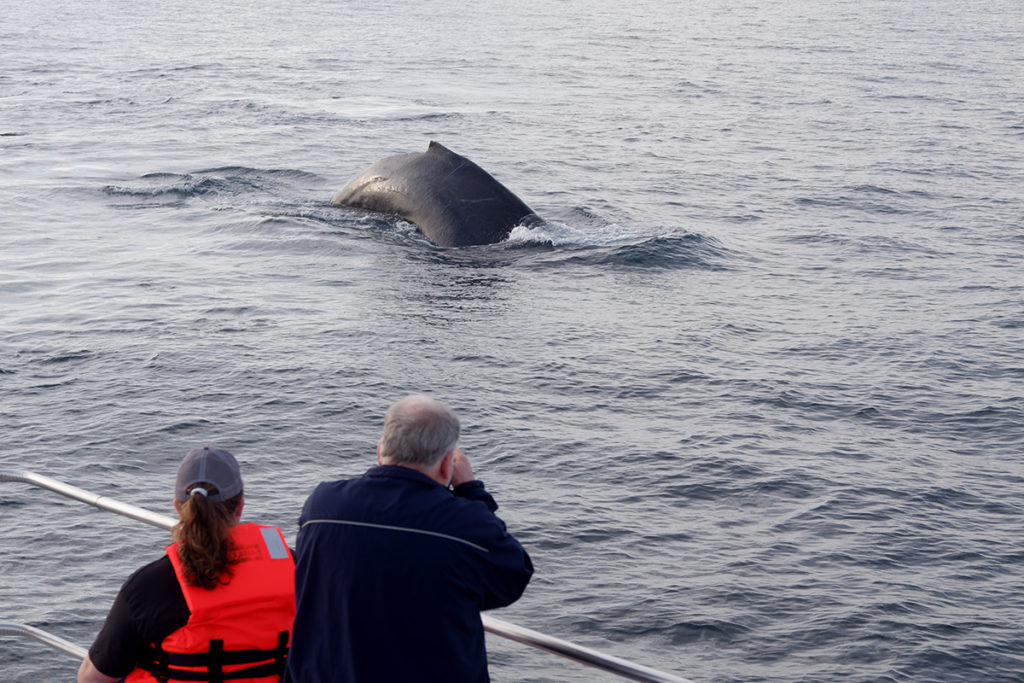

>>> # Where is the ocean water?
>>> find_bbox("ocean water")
[2,0,1022,681]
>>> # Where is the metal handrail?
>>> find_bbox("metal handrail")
[479,615,694,683]
[0,623,88,659]
[1,469,694,683]
[0,469,177,528]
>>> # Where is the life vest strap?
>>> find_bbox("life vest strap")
[141,631,289,682]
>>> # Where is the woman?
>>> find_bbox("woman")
[78,446,295,683]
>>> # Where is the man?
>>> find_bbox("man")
[286,395,533,682]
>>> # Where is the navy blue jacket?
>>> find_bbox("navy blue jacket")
[285,465,533,682]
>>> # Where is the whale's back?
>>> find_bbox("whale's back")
[333,141,537,247]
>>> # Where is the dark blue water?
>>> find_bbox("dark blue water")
[2,0,1023,681]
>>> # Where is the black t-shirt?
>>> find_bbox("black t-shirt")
[89,555,191,678]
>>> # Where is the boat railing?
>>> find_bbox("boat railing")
[1,469,694,683]
[0,623,88,659]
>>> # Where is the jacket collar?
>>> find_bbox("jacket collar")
[364,464,446,489]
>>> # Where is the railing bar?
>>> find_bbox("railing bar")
[2,469,694,683]
[0,623,89,659]
[1,470,177,530]
[482,614,695,683]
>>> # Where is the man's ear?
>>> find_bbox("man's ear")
[438,449,455,486]
[376,441,383,465]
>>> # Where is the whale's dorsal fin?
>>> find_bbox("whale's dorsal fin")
[426,140,456,157]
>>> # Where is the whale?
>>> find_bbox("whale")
[331,141,541,247]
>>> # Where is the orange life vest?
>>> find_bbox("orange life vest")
[126,523,295,683]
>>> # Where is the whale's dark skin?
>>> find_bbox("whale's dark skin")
[332,141,540,247]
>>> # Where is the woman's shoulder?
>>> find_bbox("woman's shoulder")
[120,554,186,619]
[119,553,190,640]
[123,553,176,593]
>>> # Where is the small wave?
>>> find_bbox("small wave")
[500,205,636,247]
[156,420,214,434]
[506,222,728,270]
[587,234,728,270]
[195,166,322,182]
[104,174,230,198]
[793,183,926,216]
[917,403,1024,441]
[851,184,900,195]
[780,229,946,262]
[35,350,95,365]
[650,619,751,646]
[504,219,601,247]
[102,167,323,201]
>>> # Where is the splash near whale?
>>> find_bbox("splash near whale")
[332,141,541,247]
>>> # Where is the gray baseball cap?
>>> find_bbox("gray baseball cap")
[175,446,243,502]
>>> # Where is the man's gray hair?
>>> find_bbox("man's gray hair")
[379,395,460,468]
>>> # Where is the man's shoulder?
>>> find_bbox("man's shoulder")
[304,476,359,503]
[301,473,383,521]
[308,467,434,498]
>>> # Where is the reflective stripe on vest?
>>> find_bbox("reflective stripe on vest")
[126,523,295,683]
